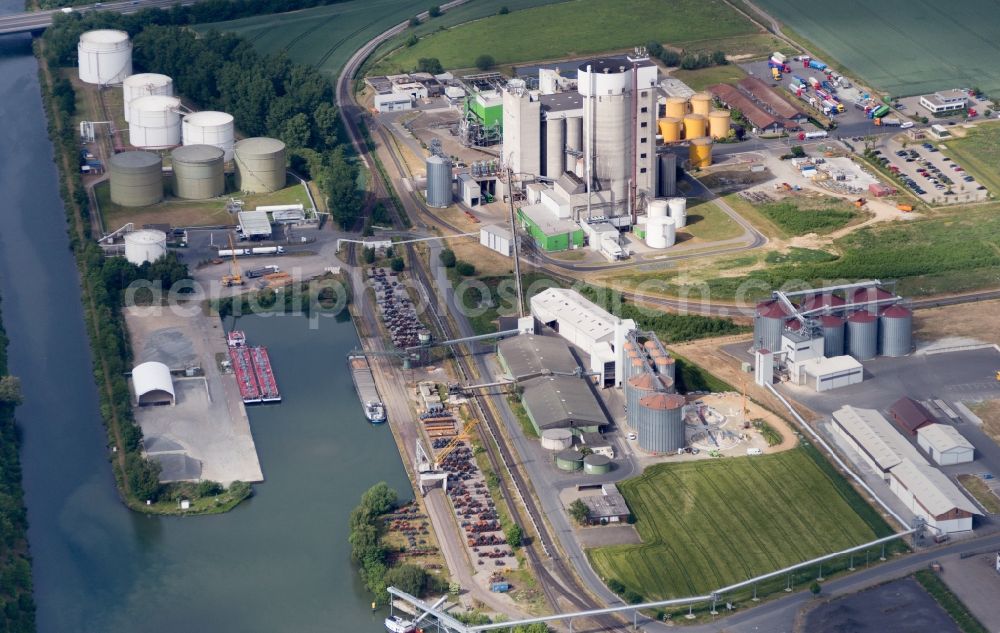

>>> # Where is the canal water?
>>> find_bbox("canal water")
[0,7,409,631]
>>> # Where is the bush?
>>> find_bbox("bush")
[390,257,405,272]
[810,581,821,595]
[363,247,376,264]
[568,499,589,524]
[196,480,223,497]
[409,16,419,27]
[456,261,476,276]
[428,5,441,17]
[475,54,495,71]
[498,6,509,14]
[505,524,523,548]
[416,57,443,74]
[439,248,456,267]
[405,34,418,47]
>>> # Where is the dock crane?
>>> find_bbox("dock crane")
[221,234,243,287]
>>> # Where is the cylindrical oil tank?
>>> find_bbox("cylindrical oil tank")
[754,299,791,352]
[626,373,660,416]
[665,96,688,118]
[555,449,583,472]
[879,305,913,357]
[109,151,163,207]
[647,199,668,219]
[78,30,132,85]
[541,428,573,451]
[689,137,713,168]
[689,92,712,116]
[658,152,677,198]
[660,217,676,247]
[636,393,686,453]
[667,197,687,229]
[682,113,707,139]
[128,95,182,149]
[182,111,236,162]
[171,144,225,200]
[235,137,287,193]
[708,110,731,139]
[545,117,565,178]
[122,73,172,123]
[657,117,682,142]
[565,116,582,172]
[645,216,676,250]
[425,154,452,208]
[655,355,676,381]
[124,229,167,265]
[583,454,611,475]
[846,310,878,361]
[820,315,845,357]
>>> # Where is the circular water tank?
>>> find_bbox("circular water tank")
[171,144,225,200]
[109,151,163,207]
[426,154,452,208]
[647,199,668,219]
[636,393,686,454]
[124,229,167,265]
[665,96,688,118]
[182,111,236,162]
[683,113,707,139]
[657,117,682,142]
[879,305,912,358]
[555,449,584,472]
[122,73,172,123]
[541,428,573,451]
[708,110,731,139]
[689,92,712,116]
[78,30,132,85]
[689,137,713,168]
[583,454,611,475]
[129,95,182,149]
[667,197,687,229]
[235,137,287,193]
[846,310,878,361]
[645,217,669,249]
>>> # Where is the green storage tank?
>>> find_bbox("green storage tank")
[583,454,611,475]
[555,449,584,472]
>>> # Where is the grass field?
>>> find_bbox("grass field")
[941,124,1000,195]
[375,0,775,73]
[752,0,1000,97]
[588,445,893,600]
[672,64,748,92]
[683,199,744,242]
[957,475,1000,514]
[755,200,858,235]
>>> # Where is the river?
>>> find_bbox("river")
[0,8,409,631]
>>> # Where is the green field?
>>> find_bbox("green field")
[753,0,1000,97]
[672,64,748,92]
[588,446,893,600]
[941,125,1000,195]
[376,0,777,73]
[683,199,744,242]
[755,200,858,235]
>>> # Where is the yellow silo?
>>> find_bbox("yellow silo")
[682,113,707,140]
[665,97,688,119]
[689,137,713,168]
[657,117,682,142]
[708,109,732,139]
[689,92,712,116]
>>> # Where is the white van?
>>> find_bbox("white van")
[746,448,763,456]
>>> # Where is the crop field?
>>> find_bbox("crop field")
[588,446,893,600]
[940,124,1000,195]
[752,0,1000,97]
[376,0,779,73]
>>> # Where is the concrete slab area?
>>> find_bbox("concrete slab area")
[802,577,960,633]
[937,551,1000,631]
[126,305,263,485]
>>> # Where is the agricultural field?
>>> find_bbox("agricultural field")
[940,124,1000,195]
[375,0,780,73]
[752,0,1000,97]
[588,445,893,600]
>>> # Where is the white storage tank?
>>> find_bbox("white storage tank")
[129,95,182,149]
[540,428,573,451]
[78,30,132,85]
[667,197,687,229]
[122,73,172,123]
[235,137,287,193]
[647,199,668,219]
[124,229,167,265]
[645,217,669,249]
[182,111,236,162]
[171,144,225,200]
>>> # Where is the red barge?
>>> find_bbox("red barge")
[227,330,281,404]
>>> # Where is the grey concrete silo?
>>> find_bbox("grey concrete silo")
[636,393,686,453]
[846,310,878,361]
[110,151,163,207]
[425,154,452,208]
[879,305,913,357]
[171,144,224,200]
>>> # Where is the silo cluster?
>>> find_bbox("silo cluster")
[128,95,182,149]
[123,73,173,122]
[182,111,236,162]
[624,333,684,454]
[657,91,727,142]
[109,151,163,207]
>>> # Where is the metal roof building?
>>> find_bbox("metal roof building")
[520,374,608,434]
[831,406,924,477]
[132,361,175,406]
[579,484,631,524]
[497,334,580,381]
[237,210,272,238]
[530,288,619,351]
[917,424,975,465]
[888,459,979,534]
[890,397,936,435]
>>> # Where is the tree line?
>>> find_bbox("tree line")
[44,12,362,227]
[646,41,727,71]
[39,0,354,17]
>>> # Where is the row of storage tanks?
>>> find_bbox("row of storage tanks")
[623,339,687,454]
[753,287,913,361]
[658,93,728,169]
[538,430,613,474]
[642,198,687,249]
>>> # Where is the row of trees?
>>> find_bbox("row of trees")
[40,0,355,17]
[0,299,35,632]
[646,41,727,70]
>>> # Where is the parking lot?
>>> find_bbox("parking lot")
[877,136,988,204]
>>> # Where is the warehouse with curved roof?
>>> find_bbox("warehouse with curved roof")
[132,361,175,406]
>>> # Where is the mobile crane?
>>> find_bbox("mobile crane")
[221,234,244,287]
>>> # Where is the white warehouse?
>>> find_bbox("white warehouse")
[917,424,975,465]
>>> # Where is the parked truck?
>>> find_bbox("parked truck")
[771,51,787,63]
[821,80,836,92]
[808,76,820,89]
[771,67,782,80]
[808,59,827,70]
[876,117,901,127]
[870,105,890,119]
[246,265,280,278]
[768,59,791,73]
[792,74,807,85]
[250,246,286,256]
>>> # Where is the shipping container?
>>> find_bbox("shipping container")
[808,60,828,70]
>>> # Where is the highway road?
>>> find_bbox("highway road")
[0,0,193,34]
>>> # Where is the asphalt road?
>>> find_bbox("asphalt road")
[0,0,196,34]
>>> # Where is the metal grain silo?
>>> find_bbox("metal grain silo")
[754,299,791,352]
[583,454,611,475]
[658,152,677,197]
[708,110,731,139]
[657,117,682,142]
[819,314,845,357]
[544,117,565,178]
[555,449,584,471]
[122,73,172,123]
[110,151,163,207]
[846,310,878,361]
[171,144,225,200]
[636,393,686,453]
[801,293,846,313]
[182,111,236,162]
[77,30,132,85]
[682,113,707,139]
[626,373,659,418]
[689,137,713,168]
[689,92,712,116]
[124,229,167,265]
[129,95,182,149]
[851,286,894,312]
[879,305,913,357]
[654,354,676,382]
[425,154,452,208]
[565,116,583,172]
[665,97,688,118]
[235,137,287,193]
